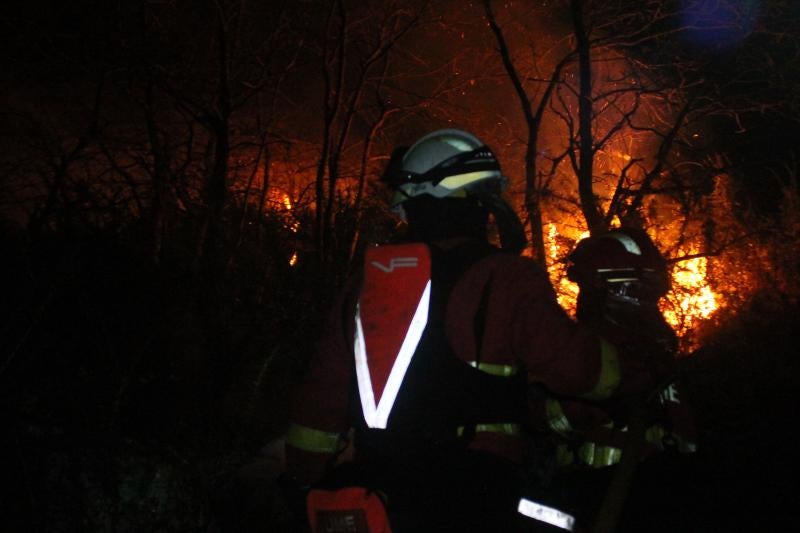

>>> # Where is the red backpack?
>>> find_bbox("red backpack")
[307,487,392,533]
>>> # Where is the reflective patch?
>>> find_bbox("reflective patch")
[285,424,342,454]
[437,170,501,191]
[475,423,519,435]
[545,398,573,437]
[468,361,517,377]
[517,498,576,531]
[456,423,520,436]
[578,442,623,468]
[583,338,621,401]
[658,383,681,404]
[396,170,499,201]
[603,233,642,255]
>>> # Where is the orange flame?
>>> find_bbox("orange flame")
[661,250,721,338]
[281,194,300,233]
[282,193,299,266]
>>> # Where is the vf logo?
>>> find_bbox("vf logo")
[370,257,418,273]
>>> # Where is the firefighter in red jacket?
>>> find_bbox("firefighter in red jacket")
[284,129,673,532]
[537,228,697,530]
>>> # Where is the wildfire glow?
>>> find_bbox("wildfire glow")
[283,193,299,266]
[661,251,721,337]
[281,193,300,233]
[546,223,583,313]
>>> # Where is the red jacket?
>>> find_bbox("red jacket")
[286,241,659,483]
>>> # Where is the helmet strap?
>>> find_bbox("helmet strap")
[471,190,526,254]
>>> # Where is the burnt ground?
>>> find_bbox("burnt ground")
[1,233,798,532]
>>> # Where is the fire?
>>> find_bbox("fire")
[282,193,299,266]
[281,193,300,233]
[546,223,583,313]
[661,251,721,338]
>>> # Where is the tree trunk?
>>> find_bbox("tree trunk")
[571,0,605,234]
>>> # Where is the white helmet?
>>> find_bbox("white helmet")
[382,128,525,253]
[382,129,507,208]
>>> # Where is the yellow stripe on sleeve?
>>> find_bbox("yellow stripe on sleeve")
[582,338,621,401]
[285,423,342,454]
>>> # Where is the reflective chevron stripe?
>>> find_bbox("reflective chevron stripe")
[354,280,431,429]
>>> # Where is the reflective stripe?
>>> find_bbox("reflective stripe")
[578,442,623,468]
[545,398,573,437]
[558,425,697,468]
[582,338,621,401]
[285,423,342,454]
[517,498,576,531]
[646,425,697,453]
[556,442,623,468]
[603,233,642,255]
[468,361,517,377]
[457,423,520,436]
[354,280,431,429]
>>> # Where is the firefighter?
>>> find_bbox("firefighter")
[538,228,697,531]
[284,130,673,532]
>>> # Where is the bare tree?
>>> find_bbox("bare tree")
[312,0,425,273]
[483,0,571,265]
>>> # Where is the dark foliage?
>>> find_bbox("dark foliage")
[682,292,800,531]
[0,218,317,532]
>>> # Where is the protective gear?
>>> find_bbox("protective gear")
[382,129,526,253]
[566,227,669,310]
[286,241,646,483]
[382,129,505,207]
[287,239,642,532]
[307,487,392,533]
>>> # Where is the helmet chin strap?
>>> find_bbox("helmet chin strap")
[472,190,527,254]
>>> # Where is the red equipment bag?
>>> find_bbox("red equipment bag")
[307,487,393,533]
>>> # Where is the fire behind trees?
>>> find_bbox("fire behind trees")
[1,0,799,531]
